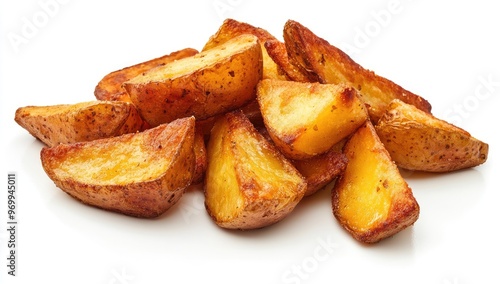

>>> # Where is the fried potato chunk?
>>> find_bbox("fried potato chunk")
[15,101,144,147]
[94,48,198,102]
[124,34,262,127]
[203,18,288,81]
[375,99,489,172]
[257,79,368,160]
[283,20,432,122]
[40,117,196,218]
[204,111,306,230]
[332,121,420,243]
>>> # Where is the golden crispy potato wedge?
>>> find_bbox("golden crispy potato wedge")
[124,34,263,127]
[95,48,198,102]
[332,121,420,243]
[264,39,312,83]
[257,79,368,160]
[40,117,196,218]
[292,140,348,196]
[15,101,144,147]
[203,18,287,81]
[204,111,306,230]
[375,99,489,172]
[283,20,432,122]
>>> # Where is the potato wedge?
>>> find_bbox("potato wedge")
[204,111,306,230]
[124,34,263,127]
[94,48,198,102]
[264,39,312,83]
[375,99,489,172]
[332,121,420,243]
[203,18,287,81]
[40,117,196,218]
[283,20,432,122]
[15,101,144,147]
[257,79,368,160]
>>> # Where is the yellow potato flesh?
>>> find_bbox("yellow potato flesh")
[258,79,367,159]
[333,122,419,243]
[205,119,243,222]
[128,35,257,84]
[234,128,302,202]
[55,137,170,185]
[337,142,391,230]
[205,111,306,228]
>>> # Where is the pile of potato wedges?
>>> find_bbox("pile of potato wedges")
[15,19,488,243]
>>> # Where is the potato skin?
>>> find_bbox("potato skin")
[125,34,263,127]
[375,99,489,172]
[15,101,144,147]
[40,117,196,218]
[94,48,198,102]
[332,121,420,243]
[204,111,306,230]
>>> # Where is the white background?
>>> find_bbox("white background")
[1,1,499,283]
